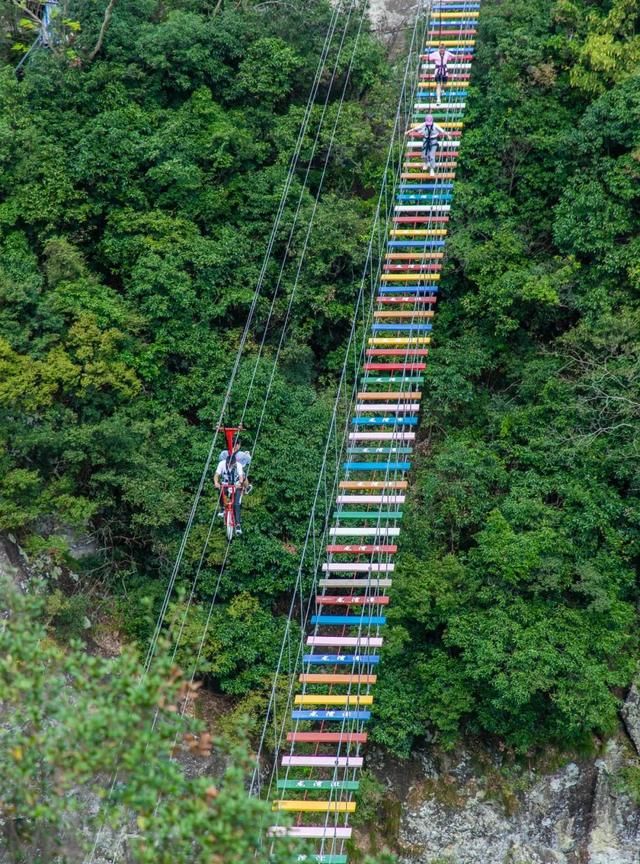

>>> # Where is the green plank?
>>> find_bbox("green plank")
[295,856,348,864]
[277,779,360,791]
[362,376,425,385]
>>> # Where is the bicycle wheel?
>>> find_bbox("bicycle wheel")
[225,511,234,542]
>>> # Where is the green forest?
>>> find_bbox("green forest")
[0,0,639,861]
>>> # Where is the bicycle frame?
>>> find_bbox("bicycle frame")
[220,483,237,541]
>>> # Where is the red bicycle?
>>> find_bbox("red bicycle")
[220,482,238,542]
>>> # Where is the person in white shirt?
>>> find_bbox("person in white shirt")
[405,114,453,176]
[428,42,456,106]
[214,446,244,536]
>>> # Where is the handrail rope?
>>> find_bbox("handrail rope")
[266,2,429,808]
[254,3,429,832]
[143,0,379,826]
[179,0,379,798]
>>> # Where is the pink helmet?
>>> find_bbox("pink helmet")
[425,114,434,125]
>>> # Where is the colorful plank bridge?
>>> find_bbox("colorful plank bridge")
[268,1,481,859]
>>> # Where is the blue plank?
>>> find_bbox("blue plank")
[396,194,453,202]
[291,709,372,720]
[388,240,445,247]
[378,285,439,294]
[342,462,411,470]
[352,417,418,425]
[399,183,454,190]
[371,323,433,331]
[311,615,386,626]
[416,89,469,96]
[303,654,380,664]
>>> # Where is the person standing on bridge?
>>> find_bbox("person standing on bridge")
[428,42,455,106]
[405,114,453,177]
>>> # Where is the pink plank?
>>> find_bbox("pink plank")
[335,495,406,505]
[282,756,364,768]
[322,562,395,573]
[317,595,390,606]
[269,827,353,839]
[348,431,415,440]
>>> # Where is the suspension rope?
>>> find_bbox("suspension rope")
[251,0,429,815]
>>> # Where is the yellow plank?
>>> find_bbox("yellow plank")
[374,311,435,319]
[273,801,356,813]
[293,694,374,706]
[380,274,441,282]
[433,12,480,18]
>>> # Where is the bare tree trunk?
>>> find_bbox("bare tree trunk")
[87,0,118,62]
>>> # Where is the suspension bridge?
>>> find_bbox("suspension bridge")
[261,0,481,860]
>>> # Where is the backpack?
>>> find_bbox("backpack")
[221,458,239,486]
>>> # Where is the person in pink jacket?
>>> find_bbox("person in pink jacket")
[428,43,455,106]
[406,114,453,176]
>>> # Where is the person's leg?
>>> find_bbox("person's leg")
[422,143,429,172]
[234,490,242,533]
[436,77,442,105]
[428,144,437,176]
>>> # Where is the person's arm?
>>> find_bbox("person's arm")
[214,472,221,489]
[434,123,453,140]
[405,122,423,137]
[236,463,244,488]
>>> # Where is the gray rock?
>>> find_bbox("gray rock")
[622,683,640,756]
[369,737,640,864]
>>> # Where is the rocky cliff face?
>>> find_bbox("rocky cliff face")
[360,731,640,864]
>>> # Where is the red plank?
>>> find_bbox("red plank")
[364,362,426,370]
[393,216,449,223]
[287,731,368,743]
[366,349,429,356]
[317,595,390,606]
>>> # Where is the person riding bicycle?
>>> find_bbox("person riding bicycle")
[428,42,455,106]
[214,448,244,536]
[217,446,253,495]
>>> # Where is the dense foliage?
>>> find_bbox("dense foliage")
[0,0,638,781]
[0,0,394,668]
[373,0,640,754]
[0,578,308,864]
